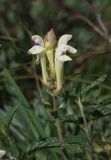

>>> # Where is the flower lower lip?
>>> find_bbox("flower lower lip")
[34,42,40,46]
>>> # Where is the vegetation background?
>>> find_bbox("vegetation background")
[0,0,111,159]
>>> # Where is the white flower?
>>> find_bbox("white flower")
[28,30,77,95]
[55,34,77,94]
[28,35,45,60]
[28,35,48,86]
[28,29,56,86]
[56,35,77,62]
[0,150,6,158]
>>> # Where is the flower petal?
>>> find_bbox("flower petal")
[58,34,72,46]
[0,150,6,158]
[57,55,72,62]
[28,46,45,55]
[32,35,44,46]
[56,44,77,56]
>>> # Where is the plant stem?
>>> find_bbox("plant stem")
[77,96,94,160]
[52,95,64,143]
[52,96,71,160]
[77,97,89,135]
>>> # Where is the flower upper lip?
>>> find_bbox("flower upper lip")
[28,34,77,62]
[28,35,45,60]
[55,35,77,62]
[58,34,72,45]
[32,35,44,47]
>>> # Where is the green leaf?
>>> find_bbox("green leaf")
[4,68,45,138]
[89,104,111,120]
[60,114,82,123]
[5,106,18,131]
[4,68,31,109]
[81,75,107,95]
[0,117,6,138]
[27,137,64,155]
[0,107,17,137]
[64,135,89,150]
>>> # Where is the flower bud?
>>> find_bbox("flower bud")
[44,29,56,79]
[44,29,56,49]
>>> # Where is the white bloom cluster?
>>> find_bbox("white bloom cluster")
[28,29,77,95]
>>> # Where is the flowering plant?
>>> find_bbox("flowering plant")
[28,29,77,95]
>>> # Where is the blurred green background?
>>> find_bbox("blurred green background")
[1,0,111,159]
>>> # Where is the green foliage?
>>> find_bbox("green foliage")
[0,106,17,138]
[1,0,111,159]
[4,68,45,138]
[27,137,63,155]
[81,74,107,96]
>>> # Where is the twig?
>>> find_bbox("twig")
[85,0,108,35]
[57,0,111,44]
[96,14,108,35]
[77,97,89,137]
[0,35,17,41]
[69,14,111,43]
[77,96,94,160]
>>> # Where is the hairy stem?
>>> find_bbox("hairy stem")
[52,95,64,143]
[77,96,94,160]
[52,96,70,160]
